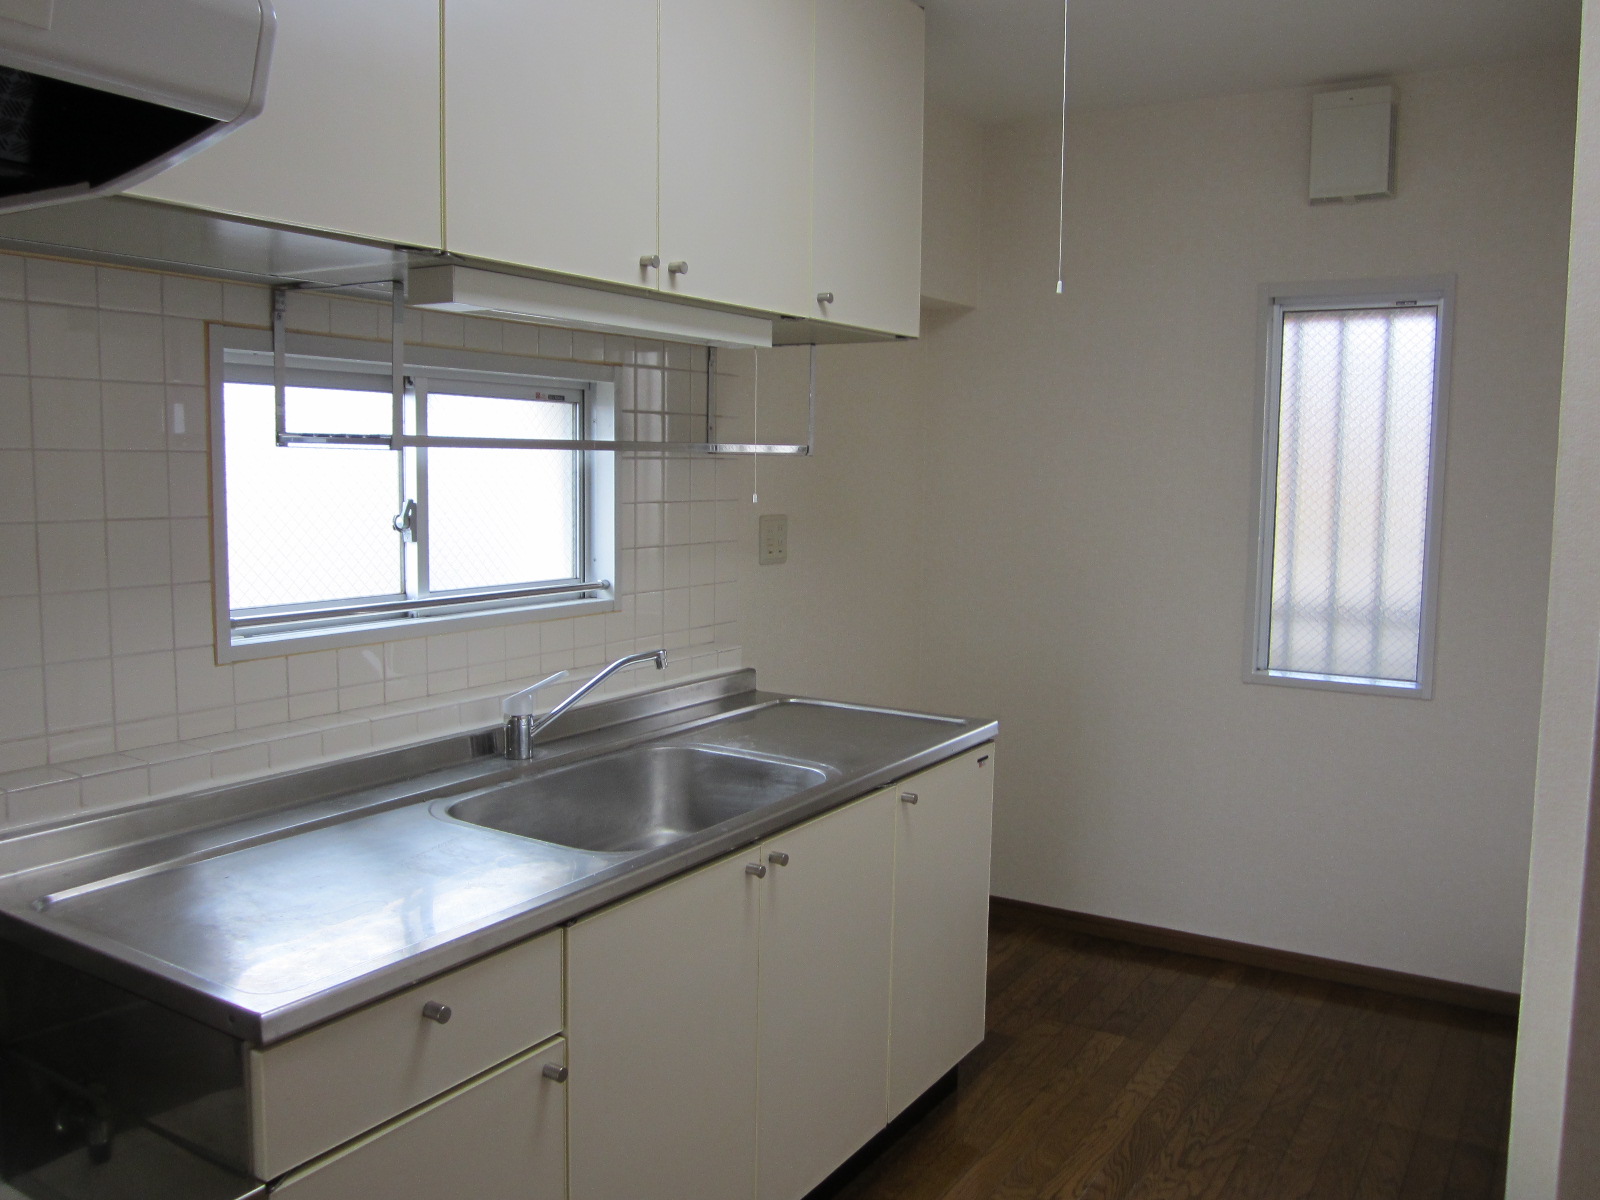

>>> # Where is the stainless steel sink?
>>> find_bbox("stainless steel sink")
[442,744,827,854]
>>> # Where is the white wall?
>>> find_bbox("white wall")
[920,99,984,310]
[923,57,1575,993]
[1509,3,1600,1194]
[745,55,1577,994]
[732,337,932,710]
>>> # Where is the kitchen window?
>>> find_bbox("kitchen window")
[1248,280,1452,696]
[209,328,616,660]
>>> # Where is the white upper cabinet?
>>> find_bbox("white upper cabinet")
[657,0,816,317]
[811,0,925,336]
[128,0,443,249]
[444,0,813,316]
[443,0,659,289]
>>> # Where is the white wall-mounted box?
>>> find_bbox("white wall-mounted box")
[1310,85,1395,201]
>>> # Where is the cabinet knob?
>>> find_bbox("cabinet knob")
[817,292,834,305]
[900,792,919,805]
[668,260,690,276]
[745,862,768,878]
[542,1063,569,1083]
[767,851,790,867]
[640,254,661,269]
[421,1001,453,1024]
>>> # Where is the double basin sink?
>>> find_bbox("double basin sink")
[442,743,827,856]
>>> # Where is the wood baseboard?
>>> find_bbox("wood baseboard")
[990,896,1519,1019]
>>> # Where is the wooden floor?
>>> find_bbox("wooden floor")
[837,905,1517,1200]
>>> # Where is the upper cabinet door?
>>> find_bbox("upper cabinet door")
[658,0,815,317]
[812,0,925,337]
[444,0,660,289]
[128,0,444,249]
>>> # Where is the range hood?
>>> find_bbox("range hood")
[0,0,273,214]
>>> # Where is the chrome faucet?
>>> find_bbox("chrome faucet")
[502,649,667,759]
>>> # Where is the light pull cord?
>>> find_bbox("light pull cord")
[1056,0,1070,294]
[751,349,760,503]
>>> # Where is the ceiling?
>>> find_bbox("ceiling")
[924,0,1582,122]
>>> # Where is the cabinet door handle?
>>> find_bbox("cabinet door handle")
[900,792,919,805]
[640,254,661,269]
[978,755,990,767]
[767,851,790,867]
[542,1063,569,1083]
[421,1001,452,1024]
[668,260,690,276]
[817,291,834,305]
[745,862,768,878]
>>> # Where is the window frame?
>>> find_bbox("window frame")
[208,326,619,663]
[1245,277,1455,698]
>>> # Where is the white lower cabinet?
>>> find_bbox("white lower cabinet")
[757,790,895,1200]
[566,745,995,1200]
[889,747,996,1116]
[567,852,761,1200]
[269,1036,567,1200]
[247,928,563,1179]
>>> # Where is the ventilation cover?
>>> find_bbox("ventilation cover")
[1310,85,1395,202]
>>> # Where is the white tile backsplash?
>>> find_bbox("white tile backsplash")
[34,450,105,520]
[105,452,171,519]
[0,250,746,829]
[97,266,163,314]
[26,259,97,307]
[38,523,107,593]
[99,311,167,382]
[28,304,98,378]
[32,378,101,449]
[101,382,167,450]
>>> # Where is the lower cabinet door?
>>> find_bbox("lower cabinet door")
[567,853,761,1200]
[757,791,895,1200]
[268,1037,566,1200]
[889,746,997,1116]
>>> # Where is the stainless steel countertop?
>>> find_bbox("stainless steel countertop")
[0,671,997,1044]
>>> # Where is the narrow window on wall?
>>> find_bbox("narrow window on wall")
[1249,281,1452,696]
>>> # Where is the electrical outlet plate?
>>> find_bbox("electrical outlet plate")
[758,514,788,565]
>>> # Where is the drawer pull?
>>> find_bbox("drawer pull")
[746,862,768,878]
[542,1063,569,1083]
[978,755,990,766]
[767,851,790,867]
[900,792,919,805]
[420,1001,453,1025]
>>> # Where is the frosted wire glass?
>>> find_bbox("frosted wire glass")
[1267,307,1438,684]
[425,393,580,593]
[224,384,403,610]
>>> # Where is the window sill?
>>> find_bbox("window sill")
[218,595,620,664]
[1243,668,1432,700]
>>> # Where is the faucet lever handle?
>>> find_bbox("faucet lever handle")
[502,670,572,717]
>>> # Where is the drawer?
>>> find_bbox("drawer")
[270,1036,567,1200]
[248,929,563,1179]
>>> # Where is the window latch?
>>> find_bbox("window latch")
[392,498,418,543]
